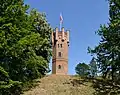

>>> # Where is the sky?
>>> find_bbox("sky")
[24,0,109,75]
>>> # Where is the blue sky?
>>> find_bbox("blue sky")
[24,0,109,75]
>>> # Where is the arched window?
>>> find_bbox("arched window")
[58,44,62,48]
[58,65,61,69]
[61,44,62,48]
[58,52,61,57]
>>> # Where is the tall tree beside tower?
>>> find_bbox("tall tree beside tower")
[88,0,120,80]
[0,0,52,94]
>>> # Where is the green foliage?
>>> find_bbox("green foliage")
[88,0,120,80]
[89,57,97,78]
[75,63,90,77]
[0,0,52,94]
[0,80,22,95]
[0,66,22,95]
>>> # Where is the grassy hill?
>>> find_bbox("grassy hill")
[22,75,95,95]
[22,74,120,95]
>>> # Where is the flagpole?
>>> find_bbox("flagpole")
[60,13,63,31]
[60,21,62,31]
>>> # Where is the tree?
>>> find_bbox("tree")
[75,63,90,77]
[0,0,52,94]
[89,57,97,78]
[88,0,120,80]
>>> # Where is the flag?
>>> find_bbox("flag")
[60,13,63,23]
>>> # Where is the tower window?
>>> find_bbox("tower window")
[58,44,59,48]
[61,44,62,48]
[58,44,62,48]
[58,52,61,57]
[58,65,61,69]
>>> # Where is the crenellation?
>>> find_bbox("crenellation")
[67,30,69,43]
[55,27,58,40]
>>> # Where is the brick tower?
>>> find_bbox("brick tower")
[52,27,69,75]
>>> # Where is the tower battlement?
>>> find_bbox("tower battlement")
[52,27,69,43]
[52,27,69,75]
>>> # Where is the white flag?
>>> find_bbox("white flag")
[60,13,63,23]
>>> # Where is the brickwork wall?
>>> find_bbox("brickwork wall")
[52,28,69,75]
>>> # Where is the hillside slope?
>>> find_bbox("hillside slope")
[22,75,95,95]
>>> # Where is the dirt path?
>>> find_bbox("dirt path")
[22,75,95,95]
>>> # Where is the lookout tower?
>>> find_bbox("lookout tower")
[52,27,69,75]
